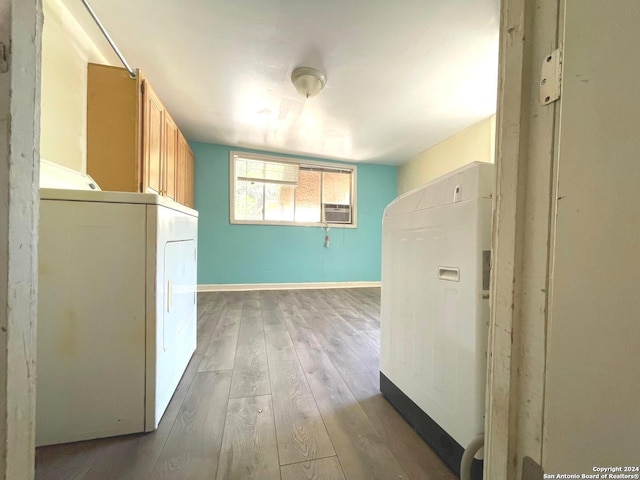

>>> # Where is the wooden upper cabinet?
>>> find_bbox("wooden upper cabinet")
[176,133,186,205]
[186,144,195,208]
[142,81,164,194]
[87,63,195,208]
[87,64,141,192]
[164,113,178,200]
[176,131,195,208]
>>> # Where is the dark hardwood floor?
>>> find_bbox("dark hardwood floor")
[35,288,456,480]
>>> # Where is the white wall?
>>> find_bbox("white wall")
[398,115,496,194]
[40,0,111,172]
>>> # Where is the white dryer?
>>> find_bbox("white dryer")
[37,162,198,446]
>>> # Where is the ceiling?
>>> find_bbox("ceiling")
[63,0,500,165]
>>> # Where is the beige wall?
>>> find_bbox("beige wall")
[398,115,496,194]
[40,0,111,172]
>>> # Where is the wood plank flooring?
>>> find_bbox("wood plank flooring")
[35,288,456,480]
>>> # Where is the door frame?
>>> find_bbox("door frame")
[485,0,562,478]
[0,0,43,478]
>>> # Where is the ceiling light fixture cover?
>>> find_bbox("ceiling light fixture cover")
[291,67,327,98]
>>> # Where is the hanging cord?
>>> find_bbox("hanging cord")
[81,0,136,79]
[323,224,330,248]
[460,434,484,480]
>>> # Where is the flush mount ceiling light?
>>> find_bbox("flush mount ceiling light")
[291,67,327,98]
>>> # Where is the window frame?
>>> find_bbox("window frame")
[229,151,358,228]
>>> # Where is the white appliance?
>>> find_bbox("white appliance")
[37,161,198,446]
[380,162,493,475]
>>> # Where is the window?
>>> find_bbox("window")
[230,151,356,227]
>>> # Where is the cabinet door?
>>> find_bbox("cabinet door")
[176,132,186,205]
[143,81,164,194]
[87,64,141,192]
[542,0,640,472]
[164,114,178,200]
[174,131,195,208]
[186,146,195,208]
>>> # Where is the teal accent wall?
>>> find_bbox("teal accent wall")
[192,143,398,285]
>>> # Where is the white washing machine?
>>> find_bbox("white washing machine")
[380,162,493,476]
[37,161,198,446]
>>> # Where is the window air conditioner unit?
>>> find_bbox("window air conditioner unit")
[323,203,351,224]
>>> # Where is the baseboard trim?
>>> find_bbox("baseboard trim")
[198,281,381,292]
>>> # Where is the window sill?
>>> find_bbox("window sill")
[229,219,357,229]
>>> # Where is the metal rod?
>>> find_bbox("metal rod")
[80,0,136,79]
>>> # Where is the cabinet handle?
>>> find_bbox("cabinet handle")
[167,279,173,312]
